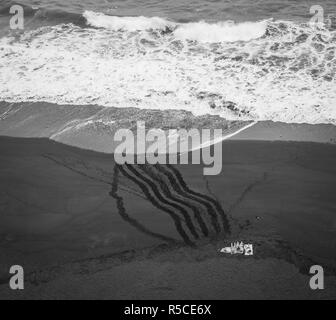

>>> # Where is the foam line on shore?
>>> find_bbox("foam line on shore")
[189,121,258,152]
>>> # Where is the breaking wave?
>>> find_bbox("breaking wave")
[83,11,175,32]
[0,10,335,124]
[84,11,267,43]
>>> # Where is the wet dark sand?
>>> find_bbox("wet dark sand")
[1,101,336,152]
[0,135,335,299]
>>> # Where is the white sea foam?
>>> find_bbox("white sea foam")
[174,20,267,43]
[0,14,335,125]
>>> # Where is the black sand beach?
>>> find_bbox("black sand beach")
[1,0,336,302]
[0,129,335,299]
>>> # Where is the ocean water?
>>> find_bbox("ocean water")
[0,0,336,124]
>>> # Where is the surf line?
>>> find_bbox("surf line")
[190,121,257,151]
[113,121,257,176]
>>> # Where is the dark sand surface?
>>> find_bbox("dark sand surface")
[1,102,336,153]
[0,102,250,153]
[232,121,336,144]
[0,135,335,299]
